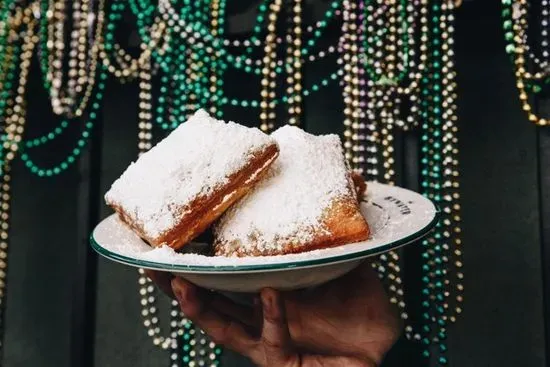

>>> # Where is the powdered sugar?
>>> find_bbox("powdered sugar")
[138,243,348,266]
[104,109,275,238]
[214,126,354,252]
[92,182,438,270]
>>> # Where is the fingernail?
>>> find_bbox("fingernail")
[262,292,274,314]
[172,280,188,302]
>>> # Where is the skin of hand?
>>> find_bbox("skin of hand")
[146,261,401,367]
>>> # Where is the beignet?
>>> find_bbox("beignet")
[213,125,370,257]
[105,109,279,250]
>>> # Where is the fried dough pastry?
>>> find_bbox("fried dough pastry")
[105,109,279,250]
[351,171,367,200]
[213,126,370,257]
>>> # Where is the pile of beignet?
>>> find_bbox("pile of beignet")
[105,109,370,257]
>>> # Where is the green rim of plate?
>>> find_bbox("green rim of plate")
[89,208,440,273]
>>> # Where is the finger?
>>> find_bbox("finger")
[144,269,175,298]
[210,294,260,329]
[355,261,394,302]
[171,278,258,355]
[253,296,263,326]
[355,260,378,280]
[260,288,295,364]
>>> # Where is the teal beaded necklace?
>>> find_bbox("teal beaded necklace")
[19,67,107,177]
[134,0,334,77]
[125,0,343,116]
[149,0,342,111]
[417,2,463,364]
[14,0,107,175]
[0,2,465,366]
[38,0,51,90]
[19,0,164,178]
[4,0,416,173]
[352,1,463,365]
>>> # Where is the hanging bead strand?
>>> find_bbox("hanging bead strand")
[349,0,361,172]
[440,0,464,327]
[209,0,225,118]
[501,0,549,125]
[371,0,408,331]
[340,0,355,162]
[357,0,368,176]
[362,0,381,181]
[286,0,303,126]
[260,0,283,133]
[0,11,37,359]
[42,0,103,117]
[136,58,186,354]
[542,0,550,62]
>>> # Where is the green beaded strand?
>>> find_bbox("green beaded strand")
[128,0,344,109]
[418,2,451,365]
[38,0,52,91]
[362,0,410,83]
[130,0,339,77]
[18,67,107,177]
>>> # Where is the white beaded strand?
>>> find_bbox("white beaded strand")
[136,55,185,351]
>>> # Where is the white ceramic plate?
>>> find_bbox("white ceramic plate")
[91,182,438,293]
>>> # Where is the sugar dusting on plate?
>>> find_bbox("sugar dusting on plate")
[104,109,276,239]
[94,182,438,269]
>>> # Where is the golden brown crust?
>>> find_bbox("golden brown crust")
[351,171,367,201]
[114,143,280,250]
[213,181,370,257]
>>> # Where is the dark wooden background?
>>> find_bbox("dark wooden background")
[3,0,549,366]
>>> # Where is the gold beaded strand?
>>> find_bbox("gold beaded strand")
[67,0,89,98]
[285,0,303,126]
[99,18,169,81]
[341,0,357,162]
[440,0,464,324]
[209,0,221,116]
[72,0,105,117]
[367,0,407,323]
[0,8,38,357]
[508,0,549,125]
[260,0,283,133]
[44,0,102,117]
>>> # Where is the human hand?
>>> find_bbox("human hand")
[146,262,400,367]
